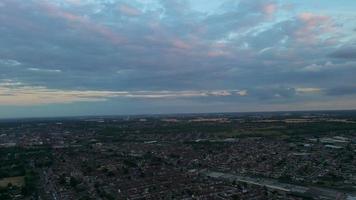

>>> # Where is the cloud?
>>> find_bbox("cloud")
[0,80,23,87]
[0,59,21,66]
[209,90,232,96]
[300,61,356,72]
[37,1,125,44]
[302,64,324,72]
[263,3,277,15]
[0,80,251,105]
[236,90,248,96]
[118,3,141,16]
[329,46,356,59]
[0,0,355,115]
[295,87,322,94]
[171,39,191,49]
[325,86,356,96]
[294,12,335,44]
[250,87,297,100]
[27,68,62,73]
[63,0,81,6]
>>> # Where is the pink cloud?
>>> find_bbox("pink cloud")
[118,4,141,16]
[39,1,125,44]
[263,3,277,16]
[299,12,330,27]
[172,39,191,49]
[294,12,335,44]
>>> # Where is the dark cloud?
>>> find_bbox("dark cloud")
[326,86,356,96]
[329,46,356,59]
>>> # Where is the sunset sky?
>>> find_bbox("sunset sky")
[1,0,356,118]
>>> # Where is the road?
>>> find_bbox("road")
[41,168,60,200]
[201,170,356,200]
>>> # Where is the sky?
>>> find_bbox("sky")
[0,0,356,118]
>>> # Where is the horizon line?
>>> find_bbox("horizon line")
[1,108,356,121]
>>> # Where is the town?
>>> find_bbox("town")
[0,111,356,200]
